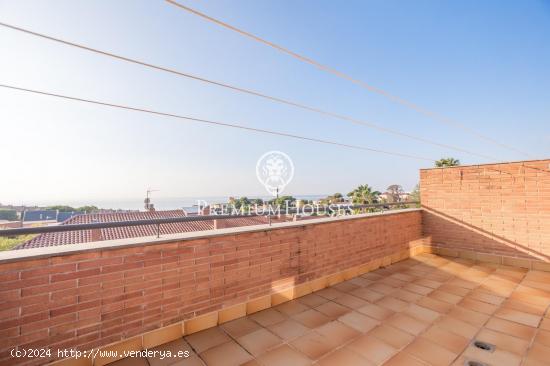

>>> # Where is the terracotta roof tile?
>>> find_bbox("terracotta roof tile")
[16,210,273,249]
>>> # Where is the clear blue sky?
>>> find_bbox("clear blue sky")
[1,0,549,205]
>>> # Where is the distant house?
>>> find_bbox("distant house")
[21,210,80,223]
[22,210,58,222]
[379,192,411,202]
[16,209,273,249]
[56,211,79,222]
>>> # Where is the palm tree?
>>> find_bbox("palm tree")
[435,157,460,167]
[347,184,381,205]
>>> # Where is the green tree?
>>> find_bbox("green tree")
[347,184,381,205]
[386,184,404,203]
[435,157,460,167]
[77,205,99,213]
[252,198,264,206]
[268,196,296,208]
[231,197,251,209]
[409,184,421,207]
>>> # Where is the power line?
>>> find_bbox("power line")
[165,0,534,159]
[0,22,497,162]
[0,84,435,162]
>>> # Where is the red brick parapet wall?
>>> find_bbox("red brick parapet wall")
[0,210,422,365]
[420,159,550,263]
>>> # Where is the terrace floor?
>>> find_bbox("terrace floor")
[112,253,550,366]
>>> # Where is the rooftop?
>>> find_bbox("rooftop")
[107,253,550,366]
[16,210,273,249]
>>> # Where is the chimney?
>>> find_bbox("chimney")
[213,218,228,230]
[200,205,211,215]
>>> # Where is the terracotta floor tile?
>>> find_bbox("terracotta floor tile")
[291,309,331,329]
[290,331,334,360]
[404,304,441,323]
[485,317,536,341]
[391,273,417,282]
[317,348,373,366]
[368,283,395,295]
[185,328,231,354]
[115,255,550,366]
[110,357,149,366]
[525,343,550,364]
[459,297,499,315]
[436,316,479,339]
[503,298,547,316]
[346,334,396,364]
[332,293,368,309]
[314,321,360,348]
[421,325,469,354]
[350,288,385,302]
[447,306,489,326]
[475,328,529,356]
[249,308,287,327]
[357,303,394,321]
[333,281,361,293]
[315,287,344,300]
[199,341,253,366]
[479,282,516,297]
[174,354,205,366]
[521,281,550,295]
[348,277,373,288]
[413,279,443,290]
[534,329,550,348]
[437,284,471,297]
[338,311,379,333]
[383,352,427,366]
[494,307,542,327]
[255,344,312,366]
[462,343,522,366]
[314,301,351,319]
[274,300,310,316]
[524,271,550,283]
[362,272,384,281]
[416,296,454,314]
[509,291,550,309]
[268,319,309,341]
[379,277,408,288]
[447,278,479,290]
[148,338,195,366]
[240,360,260,366]
[468,290,505,306]
[425,273,453,283]
[428,290,463,304]
[236,328,282,356]
[376,296,409,312]
[368,325,414,349]
[404,283,434,295]
[386,313,429,336]
[392,289,422,303]
[297,293,329,308]
[403,338,457,366]
[221,318,262,339]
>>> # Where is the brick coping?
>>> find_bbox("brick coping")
[419,158,550,170]
[0,208,421,264]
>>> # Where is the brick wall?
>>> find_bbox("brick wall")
[421,159,550,260]
[0,210,422,364]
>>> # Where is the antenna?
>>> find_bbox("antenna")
[144,188,159,211]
